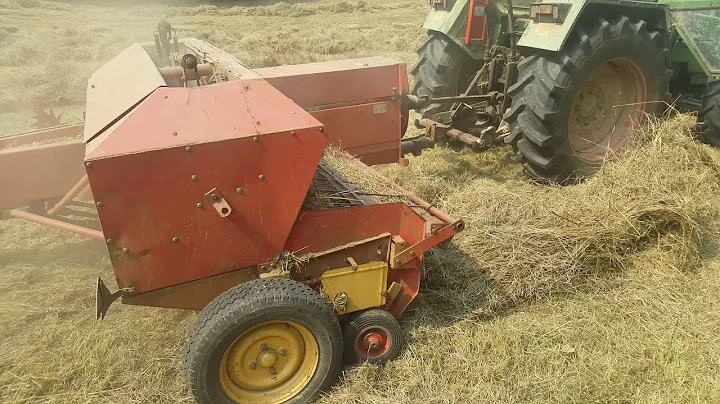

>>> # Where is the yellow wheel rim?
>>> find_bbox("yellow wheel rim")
[219,321,319,404]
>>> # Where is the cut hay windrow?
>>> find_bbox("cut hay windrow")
[322,115,720,318]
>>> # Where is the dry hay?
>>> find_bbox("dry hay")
[3,0,720,402]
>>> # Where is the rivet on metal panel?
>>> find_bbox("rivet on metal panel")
[256,121,261,125]
[85,162,92,168]
[253,136,259,142]
[91,84,95,89]
[163,95,168,99]
[258,175,265,180]
[122,247,130,253]
[319,127,325,133]
[235,187,244,194]
[291,131,296,136]
[249,362,257,370]
[106,239,113,244]
[191,175,198,181]
[172,131,178,136]
[96,201,103,207]
[196,202,203,208]
[172,237,179,242]
[185,146,192,152]
[376,249,383,255]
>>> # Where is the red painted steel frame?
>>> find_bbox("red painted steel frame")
[0,125,85,210]
[86,80,326,294]
[256,57,410,165]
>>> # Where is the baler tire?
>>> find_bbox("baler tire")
[504,15,671,183]
[184,278,343,404]
[342,308,404,365]
[700,80,720,147]
[411,32,482,118]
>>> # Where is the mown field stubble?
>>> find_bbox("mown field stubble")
[2,0,720,403]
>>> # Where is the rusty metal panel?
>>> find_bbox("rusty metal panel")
[86,80,317,160]
[86,80,326,294]
[309,101,401,166]
[256,57,404,107]
[0,139,85,210]
[83,43,167,144]
[122,267,259,310]
[0,124,82,150]
[284,203,426,255]
[256,58,409,165]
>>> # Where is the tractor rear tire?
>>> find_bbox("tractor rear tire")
[700,80,720,147]
[184,278,343,404]
[411,32,482,118]
[505,15,671,183]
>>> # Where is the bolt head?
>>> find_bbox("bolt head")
[196,202,203,208]
[269,367,276,375]
[85,162,92,168]
[260,343,268,350]
[191,175,198,181]
[253,136,259,142]
[319,127,325,133]
[249,362,257,370]
[185,146,192,152]
[258,175,265,180]
[235,187,244,194]
[96,201,103,207]
[377,249,383,255]
[172,131,178,136]
[172,237,179,243]
[279,349,286,356]
[122,247,129,253]
[106,239,113,244]
[291,131,296,136]
[163,94,168,99]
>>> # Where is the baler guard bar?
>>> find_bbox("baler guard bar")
[4,209,105,240]
[350,153,464,268]
[353,152,460,226]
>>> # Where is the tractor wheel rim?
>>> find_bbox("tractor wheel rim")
[219,321,319,404]
[568,58,647,164]
[355,326,391,359]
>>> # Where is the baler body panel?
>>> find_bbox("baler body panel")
[83,44,167,143]
[255,57,408,165]
[0,125,85,210]
[85,80,327,294]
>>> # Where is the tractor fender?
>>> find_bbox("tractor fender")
[422,0,486,59]
[517,0,669,52]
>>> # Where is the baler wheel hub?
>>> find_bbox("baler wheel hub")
[219,321,318,403]
[357,328,391,359]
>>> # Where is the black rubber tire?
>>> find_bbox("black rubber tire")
[342,309,403,365]
[411,32,482,118]
[184,278,343,404]
[504,15,672,183]
[700,80,720,147]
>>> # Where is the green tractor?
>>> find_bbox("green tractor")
[409,0,720,183]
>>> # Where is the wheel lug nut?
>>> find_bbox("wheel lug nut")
[269,367,276,375]
[260,343,267,350]
[249,362,257,370]
[279,349,286,356]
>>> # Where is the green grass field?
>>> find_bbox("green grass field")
[2,0,720,403]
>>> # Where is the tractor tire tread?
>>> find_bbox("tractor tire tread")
[504,15,670,183]
[701,80,720,147]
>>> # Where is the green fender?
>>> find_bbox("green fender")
[517,0,668,52]
[422,0,486,59]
